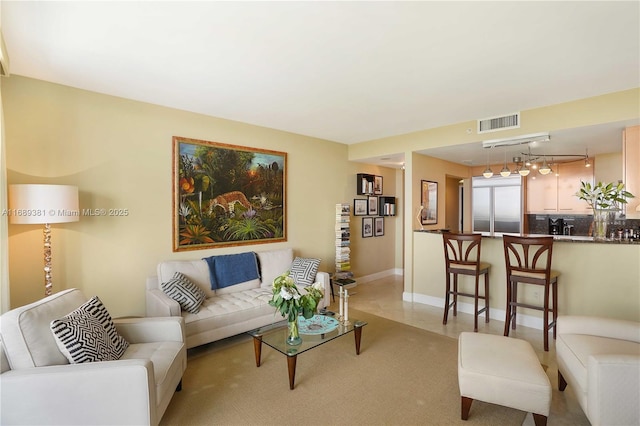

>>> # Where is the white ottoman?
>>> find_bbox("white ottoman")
[458,332,552,426]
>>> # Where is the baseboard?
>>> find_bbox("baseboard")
[403,292,545,331]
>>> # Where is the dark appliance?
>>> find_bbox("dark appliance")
[548,218,564,235]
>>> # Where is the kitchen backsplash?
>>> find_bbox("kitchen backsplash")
[526,214,640,237]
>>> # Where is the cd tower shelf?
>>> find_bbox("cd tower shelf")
[335,203,354,282]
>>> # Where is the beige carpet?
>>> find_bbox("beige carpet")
[160,309,527,425]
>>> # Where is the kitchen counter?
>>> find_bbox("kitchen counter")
[413,229,640,244]
[409,231,640,329]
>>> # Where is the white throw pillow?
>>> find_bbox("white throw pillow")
[50,296,129,364]
[257,248,294,288]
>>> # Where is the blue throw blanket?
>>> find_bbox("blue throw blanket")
[202,252,260,290]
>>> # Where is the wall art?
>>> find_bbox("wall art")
[173,136,286,251]
[420,180,438,225]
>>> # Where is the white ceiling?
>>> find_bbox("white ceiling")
[2,1,639,166]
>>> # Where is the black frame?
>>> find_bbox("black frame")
[354,198,367,216]
[362,217,374,238]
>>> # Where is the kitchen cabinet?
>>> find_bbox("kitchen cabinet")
[623,126,640,215]
[526,172,557,213]
[526,161,594,214]
[557,162,593,213]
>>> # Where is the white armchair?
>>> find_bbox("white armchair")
[556,315,640,426]
[0,289,186,426]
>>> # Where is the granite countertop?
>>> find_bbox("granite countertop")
[413,229,640,245]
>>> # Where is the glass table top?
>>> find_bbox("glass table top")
[247,314,367,356]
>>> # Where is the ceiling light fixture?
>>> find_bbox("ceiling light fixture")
[539,157,552,175]
[500,148,511,177]
[513,156,530,176]
[585,149,591,168]
[483,148,493,178]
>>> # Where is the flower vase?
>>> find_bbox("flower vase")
[287,317,302,346]
[593,209,610,240]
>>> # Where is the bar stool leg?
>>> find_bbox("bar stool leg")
[484,272,490,323]
[443,272,451,325]
[543,285,550,352]
[453,274,458,317]
[504,280,512,337]
[552,279,558,340]
[512,282,518,330]
[473,275,480,332]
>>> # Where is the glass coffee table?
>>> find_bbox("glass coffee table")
[247,315,367,390]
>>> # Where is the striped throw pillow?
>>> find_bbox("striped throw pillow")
[290,257,320,286]
[50,296,129,364]
[161,272,206,314]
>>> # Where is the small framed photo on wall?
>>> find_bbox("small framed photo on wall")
[374,175,383,195]
[362,217,374,238]
[354,199,367,216]
[420,180,438,225]
[368,196,378,215]
[374,217,384,236]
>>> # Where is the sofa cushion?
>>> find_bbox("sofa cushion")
[161,272,206,314]
[0,288,87,369]
[157,260,215,298]
[50,296,129,364]
[290,257,320,286]
[257,248,294,288]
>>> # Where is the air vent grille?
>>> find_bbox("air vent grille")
[477,112,520,134]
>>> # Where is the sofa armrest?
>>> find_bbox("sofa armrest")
[316,271,331,309]
[146,283,181,317]
[0,360,157,426]
[586,354,640,425]
[114,316,185,344]
[557,316,640,343]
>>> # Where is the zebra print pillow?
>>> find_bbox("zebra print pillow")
[161,272,206,314]
[50,296,129,364]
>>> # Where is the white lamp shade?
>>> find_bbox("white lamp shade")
[8,184,79,224]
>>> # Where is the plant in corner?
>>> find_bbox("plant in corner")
[575,181,635,240]
[268,271,324,345]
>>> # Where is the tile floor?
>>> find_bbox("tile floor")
[328,274,590,426]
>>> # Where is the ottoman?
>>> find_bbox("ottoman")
[458,332,552,426]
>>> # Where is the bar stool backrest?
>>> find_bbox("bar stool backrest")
[503,235,554,284]
[442,232,483,274]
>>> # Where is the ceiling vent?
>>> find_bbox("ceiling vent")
[477,112,520,134]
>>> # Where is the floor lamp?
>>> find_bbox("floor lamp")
[8,184,79,297]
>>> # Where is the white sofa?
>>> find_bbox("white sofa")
[556,315,640,426]
[146,248,331,349]
[0,288,186,426]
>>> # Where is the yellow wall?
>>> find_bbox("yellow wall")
[3,76,398,315]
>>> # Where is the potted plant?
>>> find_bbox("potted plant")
[575,181,635,239]
[268,271,324,345]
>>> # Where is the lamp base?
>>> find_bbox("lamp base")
[44,223,52,296]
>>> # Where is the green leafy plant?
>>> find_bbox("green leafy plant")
[575,181,634,210]
[268,271,324,321]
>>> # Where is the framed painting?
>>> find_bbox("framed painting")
[420,180,438,225]
[354,199,367,216]
[362,217,374,238]
[173,136,287,251]
[374,175,383,195]
[374,217,384,236]
[368,196,378,215]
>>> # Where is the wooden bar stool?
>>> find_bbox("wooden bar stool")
[442,232,490,332]
[503,235,560,351]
